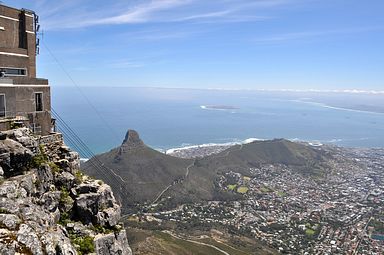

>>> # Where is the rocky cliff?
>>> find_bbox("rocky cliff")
[0,128,132,255]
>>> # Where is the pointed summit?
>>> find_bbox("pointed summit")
[116,130,145,158]
[122,130,144,147]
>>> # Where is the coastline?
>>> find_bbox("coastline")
[164,138,263,159]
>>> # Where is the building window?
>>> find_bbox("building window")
[35,92,43,112]
[0,95,5,118]
[0,68,27,76]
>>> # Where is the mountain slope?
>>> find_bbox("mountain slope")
[83,130,192,208]
[83,131,331,211]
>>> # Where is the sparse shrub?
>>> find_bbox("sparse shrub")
[59,187,72,206]
[74,170,84,183]
[48,162,61,173]
[31,145,48,168]
[58,211,71,226]
[70,235,95,255]
[0,208,10,214]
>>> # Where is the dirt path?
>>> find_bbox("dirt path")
[163,231,230,255]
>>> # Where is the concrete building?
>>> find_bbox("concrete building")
[0,3,52,135]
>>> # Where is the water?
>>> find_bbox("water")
[52,87,384,157]
[371,234,384,241]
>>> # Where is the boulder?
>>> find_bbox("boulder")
[41,191,61,212]
[0,128,132,254]
[0,139,33,177]
[41,227,77,255]
[0,213,21,230]
[55,171,76,190]
[36,164,54,191]
[97,205,121,227]
[3,128,37,149]
[17,224,44,255]
[94,230,132,255]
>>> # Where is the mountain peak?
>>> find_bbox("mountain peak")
[122,130,143,146]
[116,130,145,158]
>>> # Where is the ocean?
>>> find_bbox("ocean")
[52,87,384,157]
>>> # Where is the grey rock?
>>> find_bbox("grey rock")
[76,182,99,194]
[66,221,92,236]
[37,164,54,191]
[41,227,77,255]
[75,193,99,224]
[94,230,132,255]
[20,206,56,230]
[17,224,44,255]
[97,205,121,227]
[0,197,20,214]
[75,183,120,227]
[0,128,133,254]
[19,174,35,195]
[0,182,17,198]
[0,213,21,230]
[4,128,37,149]
[41,191,61,212]
[0,139,33,176]
[0,229,17,255]
[0,132,6,140]
[56,159,71,171]
[56,171,76,190]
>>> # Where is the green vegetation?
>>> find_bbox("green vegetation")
[70,235,95,255]
[75,170,84,183]
[227,184,237,191]
[237,186,249,194]
[305,229,315,236]
[369,219,384,233]
[276,191,286,197]
[58,211,71,226]
[31,145,49,168]
[260,186,272,193]
[60,187,71,204]
[0,208,10,214]
[48,162,61,173]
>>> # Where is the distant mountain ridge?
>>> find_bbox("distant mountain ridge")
[83,130,331,212]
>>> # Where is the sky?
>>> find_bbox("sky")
[6,0,384,90]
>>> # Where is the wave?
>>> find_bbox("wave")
[200,88,384,94]
[160,136,375,155]
[292,100,384,115]
[200,105,238,112]
[165,137,265,154]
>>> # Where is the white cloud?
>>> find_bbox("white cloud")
[30,0,295,30]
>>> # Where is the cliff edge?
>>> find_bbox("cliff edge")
[0,128,132,255]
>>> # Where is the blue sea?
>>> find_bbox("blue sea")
[52,87,384,157]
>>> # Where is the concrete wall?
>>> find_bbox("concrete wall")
[0,84,51,134]
[0,4,52,135]
[0,4,36,78]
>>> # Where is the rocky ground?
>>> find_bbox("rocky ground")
[0,128,132,255]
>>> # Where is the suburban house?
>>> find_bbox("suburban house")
[0,3,53,135]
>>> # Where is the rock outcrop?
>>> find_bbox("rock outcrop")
[0,128,132,255]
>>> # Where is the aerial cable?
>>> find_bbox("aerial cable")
[42,41,121,145]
